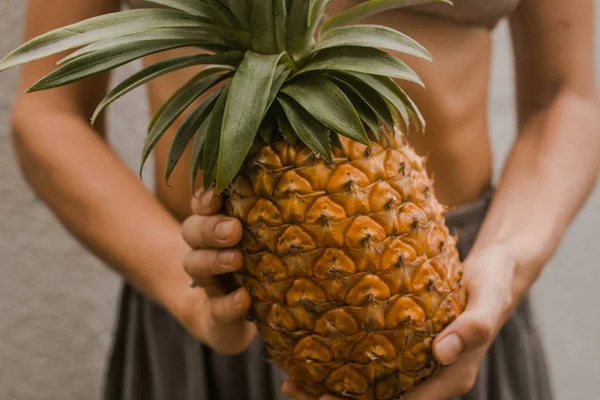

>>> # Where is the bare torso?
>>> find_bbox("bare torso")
[144,2,494,221]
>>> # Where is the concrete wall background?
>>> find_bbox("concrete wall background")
[0,3,598,400]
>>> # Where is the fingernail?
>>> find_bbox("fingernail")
[218,250,236,266]
[232,289,244,305]
[215,220,235,240]
[436,333,463,365]
[202,188,215,208]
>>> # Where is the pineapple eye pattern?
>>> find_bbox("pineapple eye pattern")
[231,134,464,399]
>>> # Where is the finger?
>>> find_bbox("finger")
[191,269,241,297]
[182,214,243,249]
[434,257,513,365]
[281,381,347,400]
[281,381,318,400]
[403,353,480,400]
[183,249,243,280]
[210,287,252,324]
[193,276,226,298]
[191,187,223,216]
[402,371,453,400]
[402,369,463,400]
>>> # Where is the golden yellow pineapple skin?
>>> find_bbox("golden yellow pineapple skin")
[225,127,466,400]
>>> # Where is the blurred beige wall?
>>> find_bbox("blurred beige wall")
[0,3,598,400]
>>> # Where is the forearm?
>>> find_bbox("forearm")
[473,91,600,297]
[11,104,193,312]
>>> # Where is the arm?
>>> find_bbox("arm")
[11,0,255,353]
[12,0,191,313]
[404,1,599,399]
[475,0,600,293]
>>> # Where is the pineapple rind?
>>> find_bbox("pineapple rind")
[225,127,466,399]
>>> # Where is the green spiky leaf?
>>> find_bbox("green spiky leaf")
[202,86,230,189]
[321,0,452,31]
[297,47,423,86]
[257,110,277,144]
[144,0,236,27]
[57,28,234,66]
[189,108,214,191]
[287,0,311,55]
[344,71,424,129]
[278,95,331,160]
[268,64,292,107]
[92,52,241,123]
[294,0,332,57]
[328,73,394,130]
[330,131,343,150]
[310,0,332,26]
[281,74,368,145]
[141,69,231,176]
[251,0,278,54]
[215,52,284,192]
[315,25,431,61]
[338,87,382,140]
[166,91,220,182]
[273,0,289,52]
[28,37,201,92]
[222,0,250,30]
[276,110,298,146]
[0,9,212,71]
[200,0,245,29]
[398,87,426,132]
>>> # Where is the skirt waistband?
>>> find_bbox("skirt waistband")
[442,185,494,259]
[444,185,494,231]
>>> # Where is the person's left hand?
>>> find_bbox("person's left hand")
[282,244,519,400]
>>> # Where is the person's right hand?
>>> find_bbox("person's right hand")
[180,187,257,355]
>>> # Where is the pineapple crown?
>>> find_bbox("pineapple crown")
[0,0,451,193]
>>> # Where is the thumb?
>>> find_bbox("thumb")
[433,251,514,365]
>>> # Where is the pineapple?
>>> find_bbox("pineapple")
[0,0,464,398]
